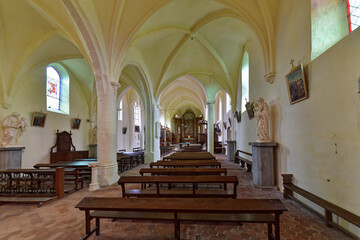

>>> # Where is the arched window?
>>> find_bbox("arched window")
[46,65,69,114]
[241,52,249,113]
[219,98,222,122]
[118,99,123,121]
[134,102,140,127]
[347,0,360,32]
[225,93,231,113]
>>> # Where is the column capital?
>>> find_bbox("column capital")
[206,100,215,105]
[110,81,121,95]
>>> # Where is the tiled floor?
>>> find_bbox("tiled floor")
[0,154,354,240]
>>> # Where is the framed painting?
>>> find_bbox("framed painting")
[245,102,254,120]
[234,111,241,123]
[285,64,308,104]
[135,125,140,132]
[32,112,47,127]
[72,118,81,129]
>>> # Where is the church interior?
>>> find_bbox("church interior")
[0,0,359,239]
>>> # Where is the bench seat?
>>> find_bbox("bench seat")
[178,212,274,223]
[76,197,287,240]
[125,188,236,198]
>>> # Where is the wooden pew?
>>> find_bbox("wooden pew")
[117,151,144,172]
[163,152,215,161]
[235,149,252,172]
[75,197,287,240]
[150,160,221,168]
[139,168,227,176]
[33,161,94,179]
[0,168,65,205]
[282,174,360,235]
[118,175,238,198]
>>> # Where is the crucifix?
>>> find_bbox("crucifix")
[290,59,295,69]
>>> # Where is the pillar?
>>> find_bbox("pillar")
[144,102,160,163]
[97,81,120,186]
[207,101,215,154]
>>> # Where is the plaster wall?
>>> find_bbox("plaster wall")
[0,66,91,168]
[235,0,360,235]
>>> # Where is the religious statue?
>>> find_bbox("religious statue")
[91,125,97,144]
[1,112,27,147]
[253,98,271,142]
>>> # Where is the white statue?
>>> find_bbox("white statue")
[253,98,271,142]
[1,112,27,147]
[91,125,97,144]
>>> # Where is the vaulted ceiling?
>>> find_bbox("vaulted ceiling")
[0,0,280,113]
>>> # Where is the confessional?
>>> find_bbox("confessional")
[50,130,89,163]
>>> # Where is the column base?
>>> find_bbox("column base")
[144,151,154,164]
[88,183,100,191]
[97,163,119,186]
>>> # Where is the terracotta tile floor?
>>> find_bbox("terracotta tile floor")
[0,154,353,240]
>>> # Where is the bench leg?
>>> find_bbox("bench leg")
[96,218,100,235]
[325,210,333,227]
[174,214,180,240]
[267,223,273,240]
[274,214,280,240]
[85,210,90,234]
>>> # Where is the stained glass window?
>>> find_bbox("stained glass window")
[225,93,231,113]
[46,66,61,110]
[347,0,360,32]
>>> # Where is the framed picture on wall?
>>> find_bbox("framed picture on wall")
[245,102,254,119]
[32,112,47,127]
[72,118,81,129]
[285,64,308,104]
[135,125,140,132]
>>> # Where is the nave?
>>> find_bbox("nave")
[0,154,351,240]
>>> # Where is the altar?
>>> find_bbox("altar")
[183,137,195,143]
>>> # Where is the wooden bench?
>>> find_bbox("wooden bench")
[163,152,215,161]
[33,161,94,179]
[235,150,252,172]
[75,197,287,240]
[150,160,221,168]
[0,168,65,205]
[117,151,145,172]
[139,168,227,176]
[118,175,238,198]
[282,174,360,235]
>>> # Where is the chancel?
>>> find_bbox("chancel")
[0,0,359,239]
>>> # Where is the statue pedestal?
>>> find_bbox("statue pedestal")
[249,142,277,187]
[0,147,25,170]
[226,141,236,162]
[89,144,97,158]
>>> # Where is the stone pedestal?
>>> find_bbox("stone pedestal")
[89,144,97,158]
[226,141,236,162]
[0,147,25,170]
[249,142,277,187]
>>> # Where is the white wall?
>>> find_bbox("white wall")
[236,0,360,235]
[0,66,91,168]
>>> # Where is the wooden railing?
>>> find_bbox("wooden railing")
[282,174,360,238]
[0,168,65,198]
[234,149,252,172]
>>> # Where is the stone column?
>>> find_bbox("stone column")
[249,142,277,188]
[144,102,160,163]
[226,141,236,162]
[97,81,120,186]
[206,101,215,154]
[88,162,100,191]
